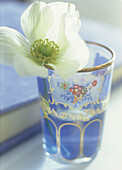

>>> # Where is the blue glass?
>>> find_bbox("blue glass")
[43,117,57,155]
[38,42,115,164]
[41,110,105,161]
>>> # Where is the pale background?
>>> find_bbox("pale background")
[28,0,122,29]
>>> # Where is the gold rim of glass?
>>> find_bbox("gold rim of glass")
[78,41,116,72]
[45,41,116,72]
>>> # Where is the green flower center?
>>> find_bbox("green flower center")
[30,39,59,65]
[39,44,52,57]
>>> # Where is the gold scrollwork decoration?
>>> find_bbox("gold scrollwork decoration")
[46,69,111,113]
[40,96,105,121]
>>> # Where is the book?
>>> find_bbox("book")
[0,64,42,155]
[0,102,42,155]
[0,1,42,154]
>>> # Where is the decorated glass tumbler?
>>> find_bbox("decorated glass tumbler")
[38,41,115,164]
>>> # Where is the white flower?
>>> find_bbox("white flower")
[0,1,89,79]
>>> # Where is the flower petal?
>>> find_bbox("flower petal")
[21,1,54,44]
[49,2,81,33]
[57,33,89,71]
[48,60,79,79]
[46,13,69,52]
[0,27,30,65]
[48,2,75,17]
[65,10,81,34]
[14,55,48,78]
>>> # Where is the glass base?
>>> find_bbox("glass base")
[41,111,104,163]
[43,142,99,164]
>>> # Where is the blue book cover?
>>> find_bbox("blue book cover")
[0,1,39,114]
[0,1,41,154]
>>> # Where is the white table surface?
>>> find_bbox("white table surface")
[0,85,122,170]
